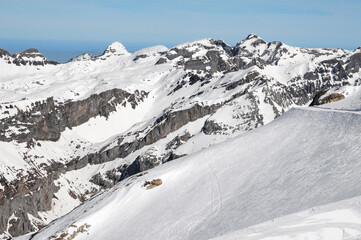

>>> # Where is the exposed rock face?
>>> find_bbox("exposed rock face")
[102,42,129,57]
[0,35,360,238]
[0,89,148,142]
[90,172,119,189]
[0,89,147,237]
[67,42,130,63]
[60,104,217,195]
[225,72,260,91]
[0,163,64,236]
[166,131,192,150]
[144,178,162,190]
[166,39,235,77]
[346,53,361,74]
[137,148,162,172]
[202,120,223,135]
[68,53,94,62]
[66,103,218,171]
[0,49,11,58]
[322,93,345,104]
[155,57,167,65]
[163,35,354,97]
[0,48,58,66]
[310,89,345,106]
[133,54,148,62]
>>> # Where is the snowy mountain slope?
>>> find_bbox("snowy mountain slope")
[1,34,361,237]
[21,106,361,240]
[212,196,361,240]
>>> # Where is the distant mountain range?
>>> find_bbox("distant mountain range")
[1,34,361,239]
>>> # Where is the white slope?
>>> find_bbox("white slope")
[212,196,361,240]
[2,37,361,237]
[25,106,361,240]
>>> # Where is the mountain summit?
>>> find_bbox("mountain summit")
[0,35,361,239]
[103,41,129,56]
[0,47,57,66]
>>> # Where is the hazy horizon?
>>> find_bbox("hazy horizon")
[1,34,360,63]
[1,0,361,62]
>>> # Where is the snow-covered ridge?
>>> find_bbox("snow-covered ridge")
[0,47,57,66]
[22,106,361,240]
[1,34,361,238]
[68,42,137,63]
[103,41,129,56]
[68,53,94,62]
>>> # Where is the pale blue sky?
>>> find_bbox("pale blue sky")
[0,0,360,62]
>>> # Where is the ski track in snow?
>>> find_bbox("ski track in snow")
[207,159,222,217]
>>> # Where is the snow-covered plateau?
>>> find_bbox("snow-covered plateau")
[1,34,361,239]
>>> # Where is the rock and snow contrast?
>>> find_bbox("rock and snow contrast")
[0,34,361,239]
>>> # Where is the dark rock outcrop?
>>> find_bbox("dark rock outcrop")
[10,48,58,66]
[133,54,148,61]
[1,36,361,238]
[0,89,148,142]
[202,120,223,135]
[66,103,219,171]
[310,89,345,106]
[0,49,11,58]
[346,53,361,74]
[155,57,167,65]
[0,163,64,236]
[166,131,192,150]
[225,72,260,91]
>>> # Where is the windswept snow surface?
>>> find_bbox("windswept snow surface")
[26,107,361,240]
[212,197,361,240]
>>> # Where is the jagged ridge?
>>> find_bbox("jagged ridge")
[0,34,361,238]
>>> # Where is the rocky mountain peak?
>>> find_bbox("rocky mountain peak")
[20,48,39,54]
[15,48,44,59]
[68,53,94,62]
[169,38,216,56]
[175,38,214,48]
[0,48,11,58]
[237,33,267,47]
[231,34,267,59]
[103,41,129,56]
[69,42,129,62]
[245,33,261,40]
[164,38,218,61]
[0,47,58,66]
[1,36,361,238]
